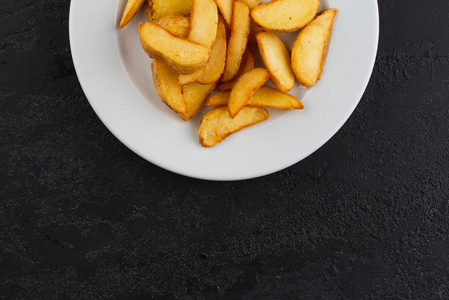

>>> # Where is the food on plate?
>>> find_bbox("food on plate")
[222,1,251,82]
[139,22,210,74]
[196,18,227,84]
[178,70,202,86]
[206,86,304,109]
[251,0,319,33]
[240,0,261,9]
[256,32,295,93]
[291,9,337,86]
[151,59,187,115]
[119,0,146,28]
[228,68,269,118]
[217,47,254,91]
[146,0,192,21]
[154,13,190,38]
[181,82,217,121]
[213,0,233,26]
[188,0,219,49]
[198,106,269,147]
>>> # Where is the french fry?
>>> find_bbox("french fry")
[214,0,233,26]
[257,32,295,93]
[188,0,219,49]
[206,86,304,109]
[251,0,319,33]
[291,9,337,86]
[228,68,269,118]
[154,13,190,38]
[120,0,146,28]
[139,22,210,74]
[151,59,187,115]
[181,82,218,121]
[198,106,269,147]
[222,1,250,82]
[147,0,192,21]
[216,47,254,91]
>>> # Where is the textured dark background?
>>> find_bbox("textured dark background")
[1,0,449,299]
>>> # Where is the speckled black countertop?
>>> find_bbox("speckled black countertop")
[1,0,449,299]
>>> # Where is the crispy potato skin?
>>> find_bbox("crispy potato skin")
[139,22,210,74]
[217,47,254,91]
[207,86,304,109]
[291,9,337,86]
[228,68,269,118]
[154,13,190,38]
[151,59,187,115]
[198,106,269,147]
[120,0,146,28]
[147,0,192,21]
[251,0,319,33]
[222,1,251,82]
[188,0,219,49]
[256,32,295,93]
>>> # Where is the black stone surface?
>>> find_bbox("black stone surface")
[1,0,449,299]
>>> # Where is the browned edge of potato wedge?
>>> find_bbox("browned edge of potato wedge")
[222,1,251,82]
[120,0,146,28]
[139,22,210,74]
[217,47,254,91]
[228,68,269,118]
[257,32,295,93]
[151,59,187,115]
[198,106,269,147]
[207,86,304,109]
[181,82,218,121]
[188,0,219,49]
[251,0,320,33]
[154,13,190,38]
[291,9,337,86]
[214,0,233,26]
[147,0,192,21]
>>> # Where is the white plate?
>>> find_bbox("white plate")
[69,0,378,181]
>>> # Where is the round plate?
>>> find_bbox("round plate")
[69,0,378,181]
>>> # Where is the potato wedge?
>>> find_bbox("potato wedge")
[198,106,268,147]
[152,59,187,115]
[222,1,250,82]
[217,47,254,91]
[248,20,263,44]
[292,9,337,86]
[196,18,227,84]
[214,0,233,26]
[147,0,192,21]
[207,86,304,109]
[181,82,218,121]
[154,13,190,38]
[139,22,210,74]
[257,32,295,93]
[188,0,219,49]
[120,0,146,28]
[251,0,319,33]
[178,70,203,86]
[240,0,261,10]
[228,68,269,118]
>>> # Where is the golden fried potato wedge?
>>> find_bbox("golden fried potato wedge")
[251,0,319,33]
[240,0,261,10]
[120,0,146,28]
[188,0,219,49]
[292,9,337,86]
[147,0,192,21]
[214,0,233,26]
[198,106,269,147]
[222,1,250,82]
[152,59,187,115]
[181,82,218,121]
[139,22,210,74]
[257,32,295,93]
[228,68,269,118]
[217,47,254,91]
[154,13,190,38]
[197,18,227,84]
[178,70,203,86]
[207,86,304,109]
